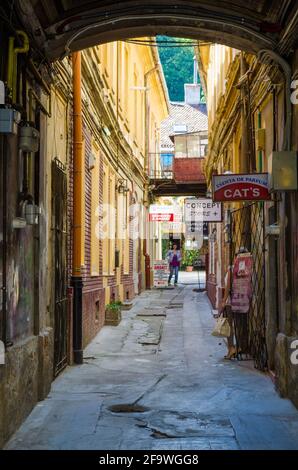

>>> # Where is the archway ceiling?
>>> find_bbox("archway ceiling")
[16,0,298,60]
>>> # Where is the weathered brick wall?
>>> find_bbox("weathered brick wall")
[173,158,205,183]
[77,122,135,345]
[82,288,105,348]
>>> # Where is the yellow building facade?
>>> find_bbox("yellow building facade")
[199,43,297,395]
[69,40,169,346]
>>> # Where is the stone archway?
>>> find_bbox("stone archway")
[16,1,298,60]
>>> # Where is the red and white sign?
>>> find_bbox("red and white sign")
[149,204,181,223]
[149,213,174,222]
[231,253,253,314]
[153,260,169,287]
[212,173,270,202]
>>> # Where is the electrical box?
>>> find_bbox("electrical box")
[268,151,298,191]
[0,108,21,134]
[19,124,40,152]
[257,128,266,151]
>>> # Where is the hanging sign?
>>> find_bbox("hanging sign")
[212,173,270,202]
[185,221,208,236]
[184,198,222,223]
[231,253,253,313]
[149,204,181,222]
[149,213,174,222]
[153,260,169,288]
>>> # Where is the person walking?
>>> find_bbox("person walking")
[166,243,182,286]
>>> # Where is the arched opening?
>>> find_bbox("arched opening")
[15,1,295,60]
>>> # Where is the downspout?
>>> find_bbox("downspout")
[239,53,249,173]
[72,51,84,364]
[257,111,263,171]
[144,66,157,290]
[7,31,29,104]
[7,36,15,100]
[12,31,29,104]
[144,66,158,176]
[257,49,291,151]
[1,135,7,346]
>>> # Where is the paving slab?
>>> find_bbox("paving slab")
[5,285,298,450]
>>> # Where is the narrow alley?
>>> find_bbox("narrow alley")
[1,0,298,458]
[6,280,298,450]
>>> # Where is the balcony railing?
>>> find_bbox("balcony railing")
[148,153,206,184]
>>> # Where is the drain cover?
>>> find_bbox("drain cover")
[108,404,149,413]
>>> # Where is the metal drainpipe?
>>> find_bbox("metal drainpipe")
[144,66,158,175]
[72,51,83,365]
[240,53,249,173]
[257,49,292,151]
[257,111,263,172]
[12,31,29,104]
[143,66,157,289]
[1,135,7,346]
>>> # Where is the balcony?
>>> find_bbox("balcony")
[173,157,205,184]
[148,132,207,196]
[149,155,206,197]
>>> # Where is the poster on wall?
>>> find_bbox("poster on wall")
[231,253,253,313]
[153,260,170,288]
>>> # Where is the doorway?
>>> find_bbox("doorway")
[52,158,68,377]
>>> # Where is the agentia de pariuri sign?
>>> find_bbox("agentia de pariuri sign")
[212,173,271,202]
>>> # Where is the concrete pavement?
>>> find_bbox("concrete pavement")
[5,283,298,450]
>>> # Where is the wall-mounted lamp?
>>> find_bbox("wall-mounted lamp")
[117,178,129,194]
[265,223,280,237]
[12,199,40,229]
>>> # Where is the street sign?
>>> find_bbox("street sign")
[184,198,222,223]
[212,173,270,202]
[153,260,169,288]
[149,213,174,222]
[185,221,208,236]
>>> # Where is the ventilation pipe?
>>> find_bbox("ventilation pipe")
[257,49,292,151]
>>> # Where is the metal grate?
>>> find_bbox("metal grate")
[52,158,68,377]
[230,202,268,371]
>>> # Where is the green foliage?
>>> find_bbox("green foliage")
[162,238,169,259]
[157,36,197,102]
[106,301,122,311]
[182,249,199,267]
[157,36,194,102]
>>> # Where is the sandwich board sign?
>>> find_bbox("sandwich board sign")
[153,260,169,288]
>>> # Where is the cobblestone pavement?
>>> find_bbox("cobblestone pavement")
[6,284,298,450]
